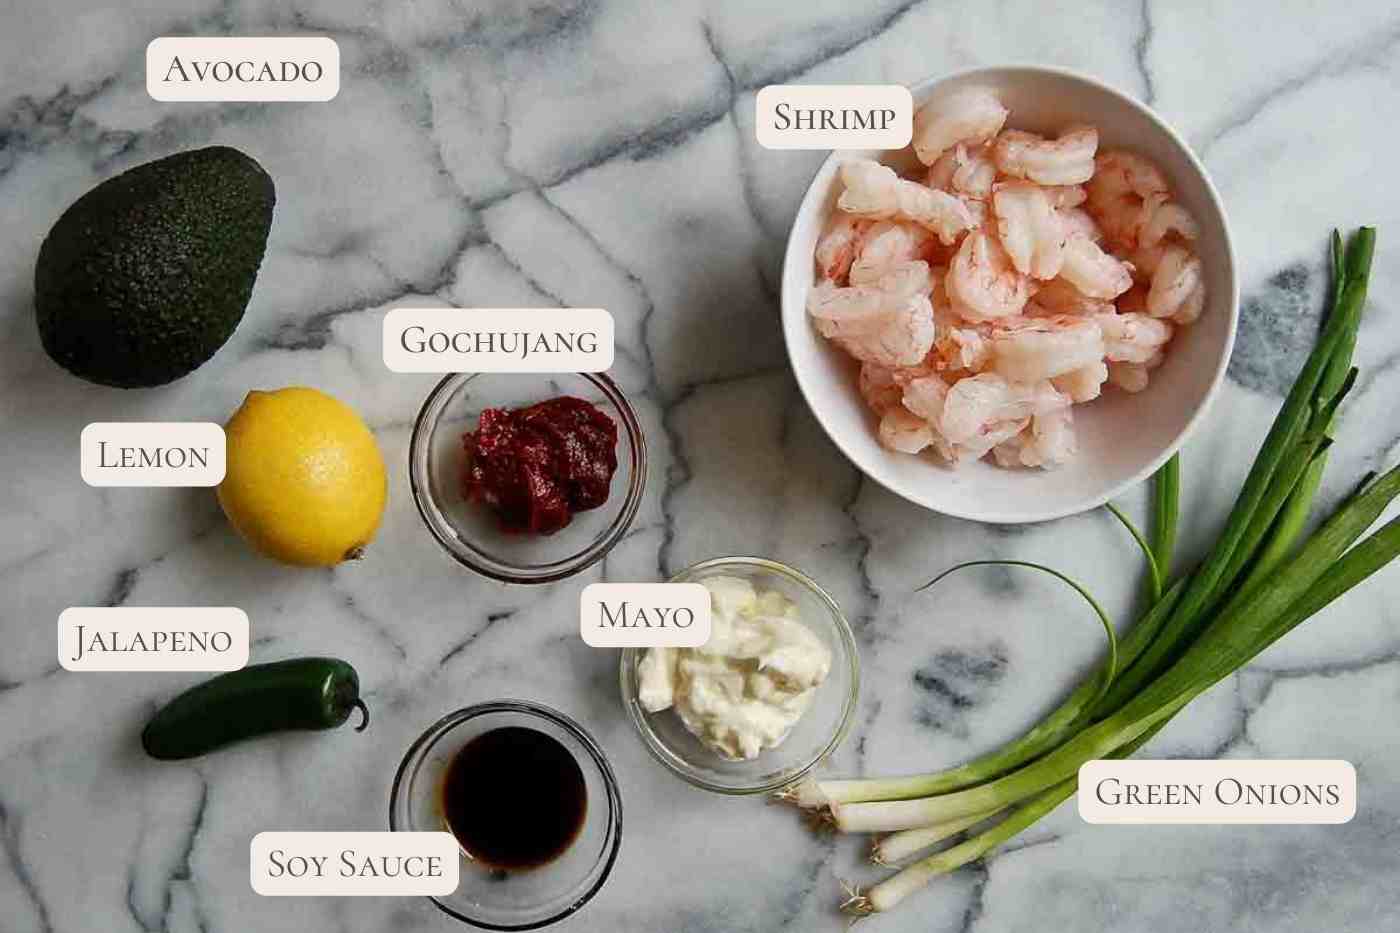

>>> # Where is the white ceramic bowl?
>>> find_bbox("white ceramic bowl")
[781,65,1238,524]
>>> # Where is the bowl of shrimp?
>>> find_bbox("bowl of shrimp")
[781,65,1238,524]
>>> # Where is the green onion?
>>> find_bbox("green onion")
[1151,453,1181,581]
[848,719,1169,915]
[1096,227,1375,710]
[803,229,1396,917]
[1107,502,1162,604]
[869,808,1003,865]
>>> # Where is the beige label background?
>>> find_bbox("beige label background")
[382,308,614,373]
[1078,759,1356,824]
[250,832,459,896]
[81,422,226,487]
[755,84,913,150]
[579,583,712,647]
[147,37,340,101]
[58,607,249,672]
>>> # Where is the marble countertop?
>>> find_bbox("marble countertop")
[3,2,1399,931]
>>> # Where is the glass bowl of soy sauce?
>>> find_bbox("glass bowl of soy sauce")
[390,700,623,929]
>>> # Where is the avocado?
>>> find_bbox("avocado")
[34,146,275,388]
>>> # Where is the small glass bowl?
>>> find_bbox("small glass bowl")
[620,556,860,795]
[389,700,623,930]
[409,372,647,584]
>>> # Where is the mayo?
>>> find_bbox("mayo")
[638,575,832,760]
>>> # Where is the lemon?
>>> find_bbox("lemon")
[218,387,387,567]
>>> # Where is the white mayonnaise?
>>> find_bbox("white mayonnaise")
[637,575,832,760]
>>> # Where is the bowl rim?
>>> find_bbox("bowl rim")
[780,63,1240,524]
[619,556,861,795]
[408,371,648,583]
[388,698,624,931]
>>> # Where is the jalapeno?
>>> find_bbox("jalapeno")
[141,657,369,760]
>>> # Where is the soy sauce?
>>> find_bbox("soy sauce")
[441,726,587,871]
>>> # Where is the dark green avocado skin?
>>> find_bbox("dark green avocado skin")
[34,146,275,388]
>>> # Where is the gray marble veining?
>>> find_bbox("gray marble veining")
[2,2,1399,931]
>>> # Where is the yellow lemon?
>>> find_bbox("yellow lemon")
[218,387,387,567]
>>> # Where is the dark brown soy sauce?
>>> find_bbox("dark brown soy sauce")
[441,726,587,872]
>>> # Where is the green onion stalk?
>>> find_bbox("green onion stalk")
[779,229,1390,917]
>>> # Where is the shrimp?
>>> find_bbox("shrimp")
[925,143,997,199]
[1139,197,1199,250]
[859,362,905,413]
[947,231,1035,321]
[901,374,951,424]
[992,182,1065,280]
[1051,360,1109,403]
[911,87,1009,165]
[993,125,1098,185]
[833,299,936,368]
[1084,150,1169,249]
[1172,282,1206,325]
[1059,234,1134,299]
[1028,277,1115,316]
[940,373,1069,446]
[850,222,936,285]
[1108,360,1157,393]
[814,212,871,283]
[1046,185,1088,209]
[808,260,937,368]
[1057,206,1102,243]
[960,416,1032,462]
[996,406,1077,468]
[1116,282,1150,314]
[832,295,935,368]
[807,263,929,332]
[1145,245,1204,321]
[838,160,975,244]
[992,430,1030,468]
[878,407,935,453]
[935,322,995,373]
[1097,311,1173,363]
[990,315,1106,383]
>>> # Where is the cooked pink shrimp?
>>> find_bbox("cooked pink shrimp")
[1028,277,1115,316]
[878,407,935,453]
[911,87,1009,165]
[1085,150,1169,249]
[849,222,936,285]
[833,300,936,368]
[947,231,1035,321]
[1057,206,1102,243]
[901,374,950,424]
[837,161,976,244]
[807,264,929,332]
[1000,406,1077,467]
[993,125,1098,185]
[859,362,904,413]
[939,373,1069,446]
[992,430,1030,468]
[814,213,870,282]
[1097,311,1173,363]
[1146,245,1204,320]
[1139,196,1199,250]
[1059,234,1134,299]
[935,322,994,373]
[1116,282,1150,314]
[1107,357,1164,393]
[1051,360,1109,403]
[989,315,1105,382]
[1046,185,1088,209]
[925,143,997,199]
[959,416,1031,462]
[993,182,1065,280]
[1172,282,1206,325]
